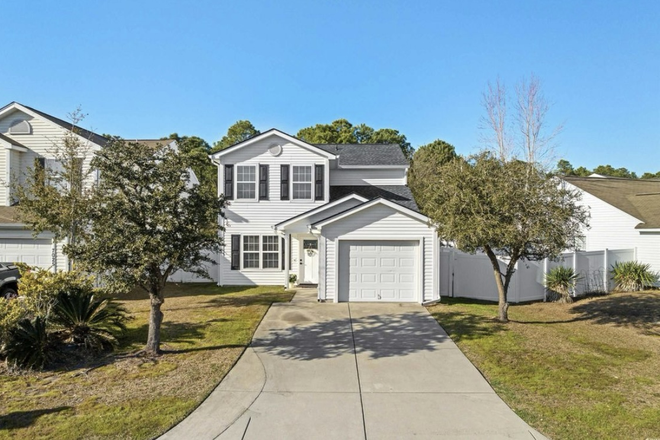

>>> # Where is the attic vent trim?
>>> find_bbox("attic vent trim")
[8,120,31,135]
[268,143,282,157]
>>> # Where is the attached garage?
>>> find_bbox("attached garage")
[338,240,418,302]
[311,198,439,304]
[0,238,53,268]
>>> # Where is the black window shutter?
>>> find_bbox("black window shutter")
[224,165,234,200]
[280,165,289,200]
[315,164,324,201]
[281,237,285,270]
[231,235,240,270]
[259,165,269,200]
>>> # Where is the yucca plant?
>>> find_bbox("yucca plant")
[51,289,128,351]
[611,261,658,292]
[3,316,55,370]
[545,266,580,304]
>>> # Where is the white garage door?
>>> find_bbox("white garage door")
[0,238,53,268]
[339,240,418,302]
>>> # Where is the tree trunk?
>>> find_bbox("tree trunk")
[146,289,164,356]
[484,246,510,322]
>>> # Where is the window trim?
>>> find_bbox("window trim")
[240,234,281,271]
[235,164,257,200]
[291,165,314,201]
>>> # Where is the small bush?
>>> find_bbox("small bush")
[611,261,658,292]
[3,317,56,370]
[545,266,580,304]
[52,289,128,351]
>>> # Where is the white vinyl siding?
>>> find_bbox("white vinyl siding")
[320,203,437,303]
[567,182,660,273]
[217,135,330,285]
[0,108,102,207]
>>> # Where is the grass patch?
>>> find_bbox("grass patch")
[427,291,660,440]
[0,283,293,439]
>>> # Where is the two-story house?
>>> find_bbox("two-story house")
[210,129,441,304]
[0,102,180,273]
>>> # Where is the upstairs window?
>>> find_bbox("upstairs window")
[236,165,256,199]
[8,119,31,135]
[292,166,312,200]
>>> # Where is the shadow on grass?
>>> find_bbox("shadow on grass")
[570,292,660,335]
[428,310,507,342]
[0,406,71,430]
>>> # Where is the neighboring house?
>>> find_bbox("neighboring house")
[0,102,180,271]
[209,129,440,304]
[564,176,660,272]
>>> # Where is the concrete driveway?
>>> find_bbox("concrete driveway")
[161,289,547,440]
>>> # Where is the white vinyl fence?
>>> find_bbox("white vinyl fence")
[440,248,635,303]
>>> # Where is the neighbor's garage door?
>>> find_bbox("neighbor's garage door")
[0,238,53,268]
[339,240,417,302]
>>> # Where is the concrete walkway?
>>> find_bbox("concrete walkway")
[161,289,547,439]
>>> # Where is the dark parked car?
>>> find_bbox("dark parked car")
[0,263,20,299]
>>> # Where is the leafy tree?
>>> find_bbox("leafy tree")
[419,152,588,321]
[69,138,225,355]
[211,120,260,153]
[167,134,216,194]
[296,119,413,159]
[573,166,591,177]
[12,108,95,268]
[641,171,660,179]
[408,139,457,213]
[592,164,637,179]
[555,159,574,176]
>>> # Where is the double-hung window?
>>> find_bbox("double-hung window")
[241,235,280,269]
[262,236,279,268]
[243,235,260,268]
[236,165,256,199]
[292,166,312,200]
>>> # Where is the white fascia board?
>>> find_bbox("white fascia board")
[210,129,337,160]
[274,194,368,230]
[2,144,28,152]
[312,198,430,228]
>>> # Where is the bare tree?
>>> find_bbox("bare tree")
[514,74,562,168]
[481,74,562,169]
[480,77,512,162]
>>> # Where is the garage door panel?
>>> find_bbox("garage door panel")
[340,240,418,302]
[0,238,53,269]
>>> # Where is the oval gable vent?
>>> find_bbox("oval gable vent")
[8,119,31,135]
[268,143,282,157]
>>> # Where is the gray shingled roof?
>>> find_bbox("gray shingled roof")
[315,144,409,166]
[330,185,419,211]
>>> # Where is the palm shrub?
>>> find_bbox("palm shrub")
[52,289,128,351]
[545,266,580,304]
[611,261,658,292]
[3,317,55,370]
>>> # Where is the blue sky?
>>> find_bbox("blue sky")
[2,0,658,173]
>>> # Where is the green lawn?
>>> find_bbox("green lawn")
[0,283,293,439]
[427,291,660,440]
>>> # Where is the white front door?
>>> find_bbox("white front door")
[301,239,319,284]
